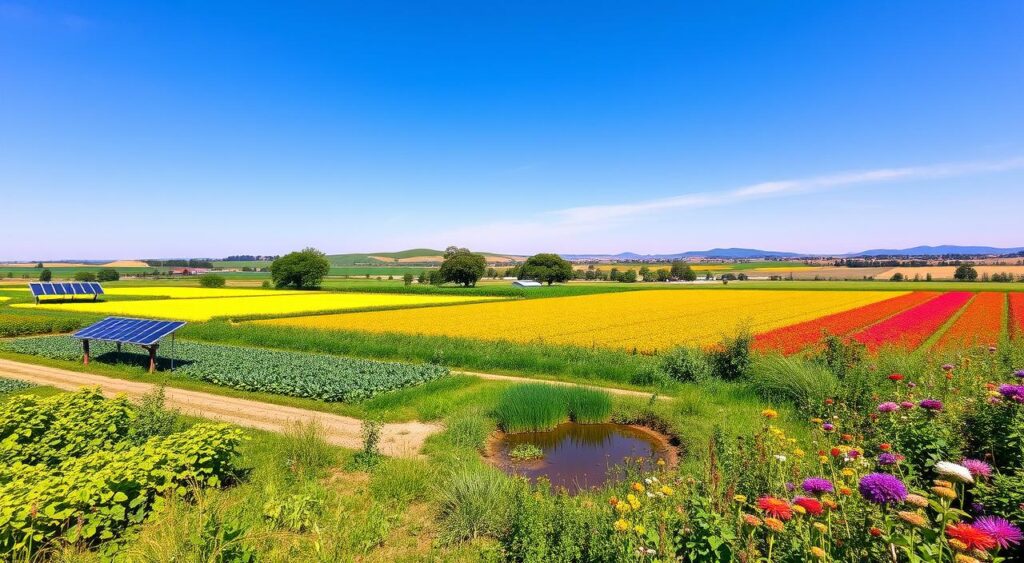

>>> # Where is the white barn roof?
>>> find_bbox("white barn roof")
[512,280,543,287]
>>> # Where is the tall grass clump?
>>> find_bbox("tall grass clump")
[435,466,515,543]
[749,354,839,411]
[565,386,612,424]
[494,384,611,432]
[281,419,336,479]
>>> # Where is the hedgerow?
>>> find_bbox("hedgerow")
[2,336,449,402]
[0,389,243,556]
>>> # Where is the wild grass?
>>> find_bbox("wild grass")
[749,354,839,411]
[493,383,612,432]
[281,419,337,480]
[434,466,515,543]
[370,457,435,504]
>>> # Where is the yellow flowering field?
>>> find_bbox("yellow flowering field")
[13,292,500,321]
[255,289,905,352]
[103,287,307,299]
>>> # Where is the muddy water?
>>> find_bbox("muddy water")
[493,422,671,492]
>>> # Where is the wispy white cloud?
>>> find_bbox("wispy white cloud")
[425,154,1024,251]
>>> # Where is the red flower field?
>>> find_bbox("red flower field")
[752,292,939,354]
[1010,292,1024,340]
[851,292,973,352]
[933,292,1005,351]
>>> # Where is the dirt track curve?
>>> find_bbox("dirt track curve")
[0,358,441,458]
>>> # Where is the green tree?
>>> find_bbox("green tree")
[954,264,978,281]
[73,271,97,282]
[34,262,43,269]
[270,248,330,289]
[619,269,638,283]
[403,273,414,286]
[519,253,573,285]
[199,273,226,288]
[439,247,487,287]
[656,268,670,282]
[96,268,120,282]
[418,271,428,284]
[38,269,52,282]
[890,272,905,282]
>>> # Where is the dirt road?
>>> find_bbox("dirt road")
[0,358,441,458]
[454,369,665,400]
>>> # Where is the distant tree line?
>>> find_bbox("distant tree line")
[222,255,279,262]
[143,259,214,268]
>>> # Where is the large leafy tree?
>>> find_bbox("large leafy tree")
[520,253,573,285]
[670,261,697,281]
[953,264,978,281]
[270,247,330,289]
[439,246,486,287]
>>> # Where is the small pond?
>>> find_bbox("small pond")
[491,422,673,492]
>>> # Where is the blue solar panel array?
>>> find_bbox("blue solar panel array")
[29,282,104,296]
[73,317,186,346]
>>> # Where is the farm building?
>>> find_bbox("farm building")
[512,280,543,288]
[169,267,211,276]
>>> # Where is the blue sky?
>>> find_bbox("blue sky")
[2,1,1022,260]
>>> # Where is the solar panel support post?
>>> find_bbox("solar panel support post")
[82,339,90,365]
[146,344,158,374]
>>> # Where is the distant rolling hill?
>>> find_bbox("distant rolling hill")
[561,248,804,261]
[327,249,525,266]
[849,245,1024,257]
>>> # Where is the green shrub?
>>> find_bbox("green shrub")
[350,418,382,470]
[199,273,227,288]
[96,268,120,282]
[0,390,242,556]
[662,346,713,382]
[441,412,493,451]
[73,271,97,282]
[509,443,544,461]
[709,330,752,381]
[128,385,182,445]
[370,458,434,503]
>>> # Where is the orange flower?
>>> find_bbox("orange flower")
[839,487,852,496]
[742,513,762,527]
[757,496,793,520]
[879,443,891,451]
[764,517,785,532]
[946,523,997,552]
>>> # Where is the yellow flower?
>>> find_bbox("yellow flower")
[792,505,807,515]
[905,494,929,508]
[734,495,747,503]
[656,458,666,467]
[632,482,646,493]
[954,554,981,563]
[764,517,785,533]
[933,479,954,489]
[948,539,969,552]
[819,455,829,464]
[627,494,641,510]
[810,417,824,424]
[615,502,631,515]
[634,525,646,535]
[813,522,828,534]
[931,486,957,500]
[762,408,778,419]
[841,468,855,477]
[614,519,630,532]
[810,546,827,559]
[660,486,674,496]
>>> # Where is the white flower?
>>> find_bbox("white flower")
[774,454,787,462]
[935,461,974,484]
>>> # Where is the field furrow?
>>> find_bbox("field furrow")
[850,292,973,352]
[752,291,939,354]
[932,292,1005,351]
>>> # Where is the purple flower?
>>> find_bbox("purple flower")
[785,481,795,492]
[821,423,835,432]
[907,382,917,389]
[974,516,1023,549]
[858,473,908,505]
[877,453,899,466]
[998,384,1024,400]
[900,401,915,410]
[961,458,993,478]
[942,363,955,372]
[919,399,944,411]
[1014,369,1024,379]
[801,477,834,496]
[877,402,899,413]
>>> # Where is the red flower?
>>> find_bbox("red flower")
[793,497,824,516]
[830,447,841,457]
[824,398,834,406]
[841,433,853,442]
[869,526,882,537]
[888,373,904,381]
[946,523,997,551]
[757,496,793,520]
[879,443,891,451]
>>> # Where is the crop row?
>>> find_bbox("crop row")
[851,292,973,352]
[2,336,449,402]
[1011,292,1024,339]
[255,289,902,353]
[933,292,1005,351]
[751,291,938,354]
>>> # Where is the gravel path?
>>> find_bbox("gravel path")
[0,358,441,458]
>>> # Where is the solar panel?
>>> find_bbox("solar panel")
[73,317,186,346]
[26,282,105,298]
